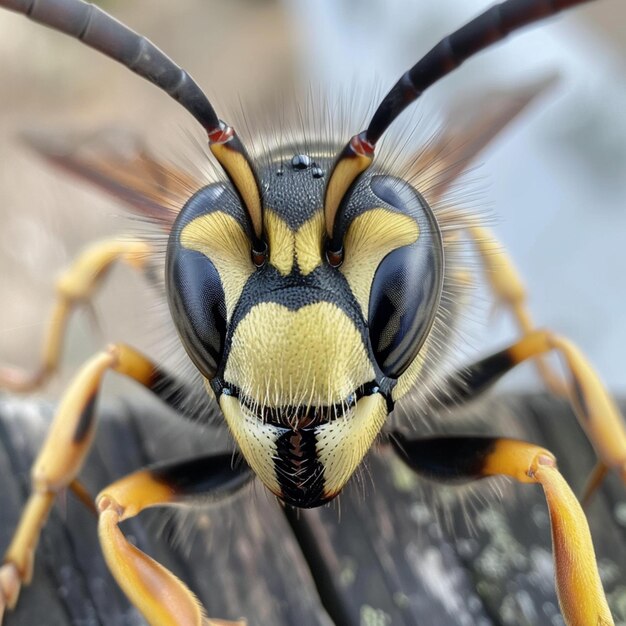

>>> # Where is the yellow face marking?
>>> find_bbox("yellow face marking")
[340,208,419,316]
[316,393,387,496]
[224,301,375,407]
[249,208,419,282]
[295,212,325,275]
[180,211,254,321]
[220,394,281,494]
[264,209,294,275]
[262,210,325,276]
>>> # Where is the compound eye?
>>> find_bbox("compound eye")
[367,176,444,379]
[167,248,226,379]
[165,184,239,379]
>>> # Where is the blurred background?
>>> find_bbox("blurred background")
[0,0,625,400]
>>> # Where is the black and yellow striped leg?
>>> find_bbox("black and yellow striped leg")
[0,343,186,622]
[0,238,151,392]
[97,455,251,626]
[439,330,626,489]
[391,434,614,626]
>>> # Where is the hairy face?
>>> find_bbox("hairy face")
[166,149,443,507]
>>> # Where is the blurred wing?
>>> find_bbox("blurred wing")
[23,76,556,226]
[411,74,558,202]
[22,127,205,228]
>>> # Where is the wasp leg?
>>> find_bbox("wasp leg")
[391,434,614,626]
[0,238,151,392]
[97,455,252,626]
[437,330,626,491]
[0,343,186,622]
[458,221,566,394]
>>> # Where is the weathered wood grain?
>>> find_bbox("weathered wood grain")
[1,394,625,626]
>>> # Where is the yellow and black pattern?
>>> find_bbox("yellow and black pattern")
[0,1,621,624]
[166,149,444,506]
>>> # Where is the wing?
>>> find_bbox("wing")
[22,75,556,228]
[22,127,206,229]
[410,74,558,203]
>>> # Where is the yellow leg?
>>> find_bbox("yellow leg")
[488,441,614,626]
[96,459,249,626]
[0,238,152,392]
[442,221,625,497]
[510,331,626,483]
[393,435,614,625]
[0,343,163,621]
[448,329,626,493]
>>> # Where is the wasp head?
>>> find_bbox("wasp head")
[166,147,443,507]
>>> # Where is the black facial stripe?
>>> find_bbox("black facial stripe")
[234,264,360,316]
[274,427,328,508]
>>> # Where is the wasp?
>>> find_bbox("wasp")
[0,0,624,624]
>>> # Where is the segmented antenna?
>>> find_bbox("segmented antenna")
[1,0,265,250]
[324,0,595,255]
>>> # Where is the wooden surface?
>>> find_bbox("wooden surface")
[1,393,626,626]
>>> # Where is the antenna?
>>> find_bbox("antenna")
[1,0,265,250]
[323,0,594,256]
